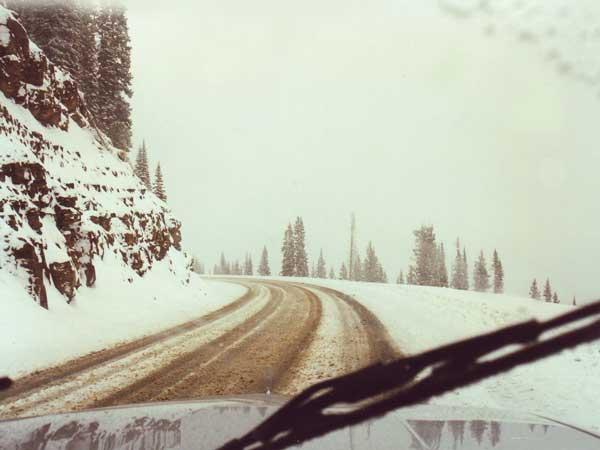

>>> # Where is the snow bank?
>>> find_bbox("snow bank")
[0,261,245,378]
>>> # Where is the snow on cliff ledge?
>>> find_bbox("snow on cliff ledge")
[0,6,187,309]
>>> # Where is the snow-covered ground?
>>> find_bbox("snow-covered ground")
[253,276,600,432]
[0,262,245,379]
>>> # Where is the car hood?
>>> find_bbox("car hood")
[0,394,597,449]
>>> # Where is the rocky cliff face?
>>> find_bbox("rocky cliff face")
[0,8,188,309]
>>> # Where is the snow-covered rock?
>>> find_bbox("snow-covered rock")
[0,6,184,308]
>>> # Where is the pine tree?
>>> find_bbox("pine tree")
[280,224,295,276]
[492,249,504,294]
[378,263,388,283]
[328,267,335,279]
[572,296,576,306]
[219,253,229,275]
[352,254,363,281]
[407,266,417,285]
[293,217,309,276]
[190,257,205,274]
[244,253,253,276]
[451,238,463,289]
[411,225,437,286]
[348,213,357,282]
[134,141,151,189]
[529,279,541,300]
[339,262,348,280]
[363,241,378,282]
[363,241,386,283]
[316,250,327,279]
[13,0,83,78]
[78,3,99,119]
[552,292,559,304]
[543,279,552,303]
[153,163,167,201]
[96,3,132,150]
[396,271,405,284]
[436,243,449,287]
[258,246,271,276]
[462,248,469,290]
[473,251,490,292]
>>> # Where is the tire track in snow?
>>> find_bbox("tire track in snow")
[94,282,322,404]
[277,283,401,394]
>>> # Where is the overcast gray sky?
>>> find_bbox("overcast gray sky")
[126,0,599,301]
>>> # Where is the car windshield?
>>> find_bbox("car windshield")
[0,0,599,449]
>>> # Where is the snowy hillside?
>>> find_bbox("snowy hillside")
[261,276,600,432]
[0,6,185,308]
[0,7,249,378]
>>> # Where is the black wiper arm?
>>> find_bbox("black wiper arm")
[219,300,600,450]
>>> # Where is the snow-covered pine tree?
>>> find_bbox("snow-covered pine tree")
[11,0,83,78]
[407,266,417,285]
[377,263,388,283]
[462,248,469,290]
[473,251,490,292]
[352,254,363,281]
[190,257,204,274]
[258,246,271,276]
[293,217,309,277]
[348,213,357,282]
[219,253,228,275]
[213,264,219,275]
[232,260,241,275]
[552,292,559,303]
[96,3,132,150]
[310,262,316,278]
[411,225,437,286]
[244,253,253,276]
[436,243,449,287]
[153,163,167,201]
[543,279,552,302]
[329,267,335,279]
[396,271,404,284]
[339,262,348,280]
[280,224,295,276]
[492,249,504,294]
[77,3,99,118]
[316,250,327,279]
[451,238,463,289]
[134,142,151,188]
[529,278,541,300]
[363,241,378,282]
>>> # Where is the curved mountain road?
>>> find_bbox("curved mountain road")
[0,279,400,419]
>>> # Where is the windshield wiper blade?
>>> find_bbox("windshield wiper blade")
[219,299,600,450]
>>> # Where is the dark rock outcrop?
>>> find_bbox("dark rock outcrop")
[0,8,188,308]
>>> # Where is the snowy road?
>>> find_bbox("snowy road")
[0,279,399,419]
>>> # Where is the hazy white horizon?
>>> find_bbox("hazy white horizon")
[127,0,600,302]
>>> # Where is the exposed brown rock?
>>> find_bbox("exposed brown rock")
[49,261,79,302]
[0,10,187,308]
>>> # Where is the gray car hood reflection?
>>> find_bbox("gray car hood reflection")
[0,394,597,450]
